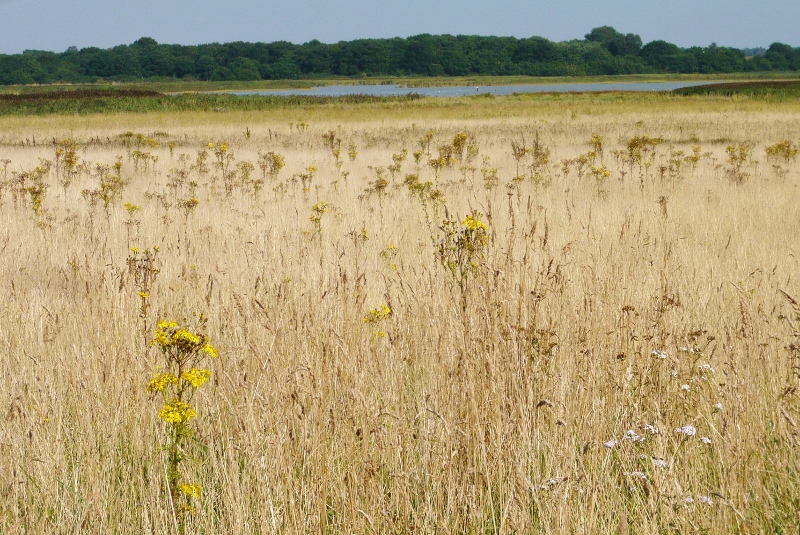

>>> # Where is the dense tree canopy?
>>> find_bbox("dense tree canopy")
[0,27,796,85]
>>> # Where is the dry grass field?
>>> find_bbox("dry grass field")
[1,93,800,534]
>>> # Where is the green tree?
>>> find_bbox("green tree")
[586,26,642,56]
[231,57,261,80]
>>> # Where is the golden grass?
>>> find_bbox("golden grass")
[1,95,799,533]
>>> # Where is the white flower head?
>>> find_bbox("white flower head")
[643,424,659,435]
[714,402,724,411]
[623,429,645,443]
[685,496,695,504]
[603,439,618,449]
[700,436,712,445]
[675,425,697,437]
[698,495,713,505]
[652,458,668,469]
[681,384,691,392]
[651,349,668,359]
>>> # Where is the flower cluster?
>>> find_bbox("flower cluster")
[151,319,217,363]
[461,213,488,231]
[159,400,197,424]
[437,211,490,302]
[363,304,392,338]
[148,372,178,393]
[363,304,392,324]
[181,368,211,389]
[178,483,202,498]
[147,315,216,527]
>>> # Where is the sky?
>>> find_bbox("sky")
[0,0,798,55]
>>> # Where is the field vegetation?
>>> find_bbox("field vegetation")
[0,80,799,118]
[0,92,799,533]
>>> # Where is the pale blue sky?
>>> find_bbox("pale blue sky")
[1,0,797,54]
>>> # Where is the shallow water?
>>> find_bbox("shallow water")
[230,81,717,98]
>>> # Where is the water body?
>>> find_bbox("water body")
[230,81,718,98]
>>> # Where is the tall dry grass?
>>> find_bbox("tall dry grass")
[1,96,799,533]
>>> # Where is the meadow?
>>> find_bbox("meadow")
[1,91,799,534]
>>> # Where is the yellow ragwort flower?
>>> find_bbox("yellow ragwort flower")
[178,483,202,498]
[151,329,170,348]
[173,329,201,346]
[148,372,178,393]
[138,291,150,299]
[201,343,218,358]
[157,320,178,330]
[363,304,392,323]
[181,368,211,389]
[159,400,196,424]
[462,214,487,231]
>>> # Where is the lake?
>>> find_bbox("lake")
[229,81,718,98]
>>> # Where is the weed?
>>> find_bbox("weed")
[148,316,216,534]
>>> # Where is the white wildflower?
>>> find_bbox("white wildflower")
[652,458,668,469]
[603,439,618,449]
[623,429,645,443]
[698,495,713,505]
[651,349,667,359]
[700,436,712,445]
[675,425,697,436]
[681,384,691,392]
[643,424,659,435]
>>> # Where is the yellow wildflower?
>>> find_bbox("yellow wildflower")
[173,329,201,345]
[157,320,178,330]
[208,142,214,149]
[130,247,139,254]
[151,329,169,347]
[201,343,218,358]
[181,368,211,389]
[178,483,202,498]
[363,304,392,323]
[159,400,196,424]
[148,372,178,393]
[462,214,487,231]
[138,291,150,299]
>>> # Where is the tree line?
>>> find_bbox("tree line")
[1,27,798,85]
